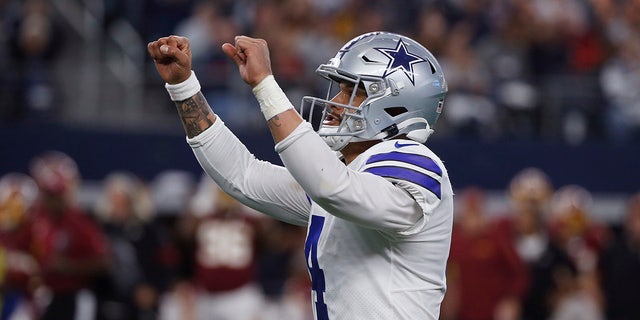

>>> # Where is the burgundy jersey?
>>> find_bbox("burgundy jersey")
[193,209,258,292]
[29,205,109,293]
[448,222,529,320]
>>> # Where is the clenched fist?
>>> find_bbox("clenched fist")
[147,35,192,84]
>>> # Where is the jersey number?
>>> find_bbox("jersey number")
[305,215,329,320]
[197,221,252,268]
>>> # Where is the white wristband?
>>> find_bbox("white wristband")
[165,70,201,101]
[252,75,294,120]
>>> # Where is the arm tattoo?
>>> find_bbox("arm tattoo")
[267,115,282,128]
[174,92,216,138]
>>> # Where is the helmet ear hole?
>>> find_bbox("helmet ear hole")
[384,106,408,117]
[428,61,436,74]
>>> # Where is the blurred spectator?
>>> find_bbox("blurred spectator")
[438,22,499,140]
[546,185,609,320]
[0,173,40,319]
[599,35,640,143]
[526,0,606,143]
[443,186,529,320]
[6,0,64,120]
[93,171,179,320]
[599,192,640,320]
[27,151,111,320]
[415,5,449,58]
[149,170,195,217]
[476,1,541,139]
[496,168,577,320]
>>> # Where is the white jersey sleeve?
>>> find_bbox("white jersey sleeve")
[357,139,448,235]
[187,118,311,226]
[275,122,426,233]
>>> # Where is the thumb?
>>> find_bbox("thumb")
[222,43,246,66]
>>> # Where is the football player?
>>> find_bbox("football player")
[28,151,111,320]
[147,31,453,319]
[0,173,40,320]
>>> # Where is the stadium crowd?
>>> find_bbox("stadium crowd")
[1,0,640,319]
[1,0,639,144]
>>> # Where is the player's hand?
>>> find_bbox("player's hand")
[147,35,192,84]
[222,36,272,87]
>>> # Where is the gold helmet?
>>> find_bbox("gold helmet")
[0,173,38,231]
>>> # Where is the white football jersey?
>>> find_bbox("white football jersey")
[188,120,453,320]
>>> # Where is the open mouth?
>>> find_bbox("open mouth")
[323,112,343,126]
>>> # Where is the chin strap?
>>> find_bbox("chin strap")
[318,126,351,151]
[399,118,434,143]
[407,128,433,143]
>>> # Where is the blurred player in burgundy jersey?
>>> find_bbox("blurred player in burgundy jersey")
[27,151,111,320]
[160,176,265,320]
[443,186,529,320]
[0,172,40,319]
[495,168,576,320]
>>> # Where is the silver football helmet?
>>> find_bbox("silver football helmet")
[301,32,448,151]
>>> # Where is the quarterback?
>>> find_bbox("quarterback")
[147,31,453,319]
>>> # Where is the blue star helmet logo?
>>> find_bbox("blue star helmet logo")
[376,40,427,86]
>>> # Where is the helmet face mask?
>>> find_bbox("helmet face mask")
[300,32,448,151]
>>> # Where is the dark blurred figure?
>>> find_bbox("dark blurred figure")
[443,187,529,320]
[6,0,64,120]
[438,22,498,140]
[93,172,178,320]
[546,185,608,319]
[27,151,110,320]
[496,168,577,320]
[254,210,310,320]
[599,4,640,144]
[0,173,40,319]
[599,192,640,320]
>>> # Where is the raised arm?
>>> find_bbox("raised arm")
[221,36,303,143]
[147,36,310,225]
[147,36,217,138]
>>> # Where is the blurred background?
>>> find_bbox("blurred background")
[0,0,639,319]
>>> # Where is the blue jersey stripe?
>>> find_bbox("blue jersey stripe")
[365,166,441,199]
[366,152,442,176]
[305,194,312,205]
